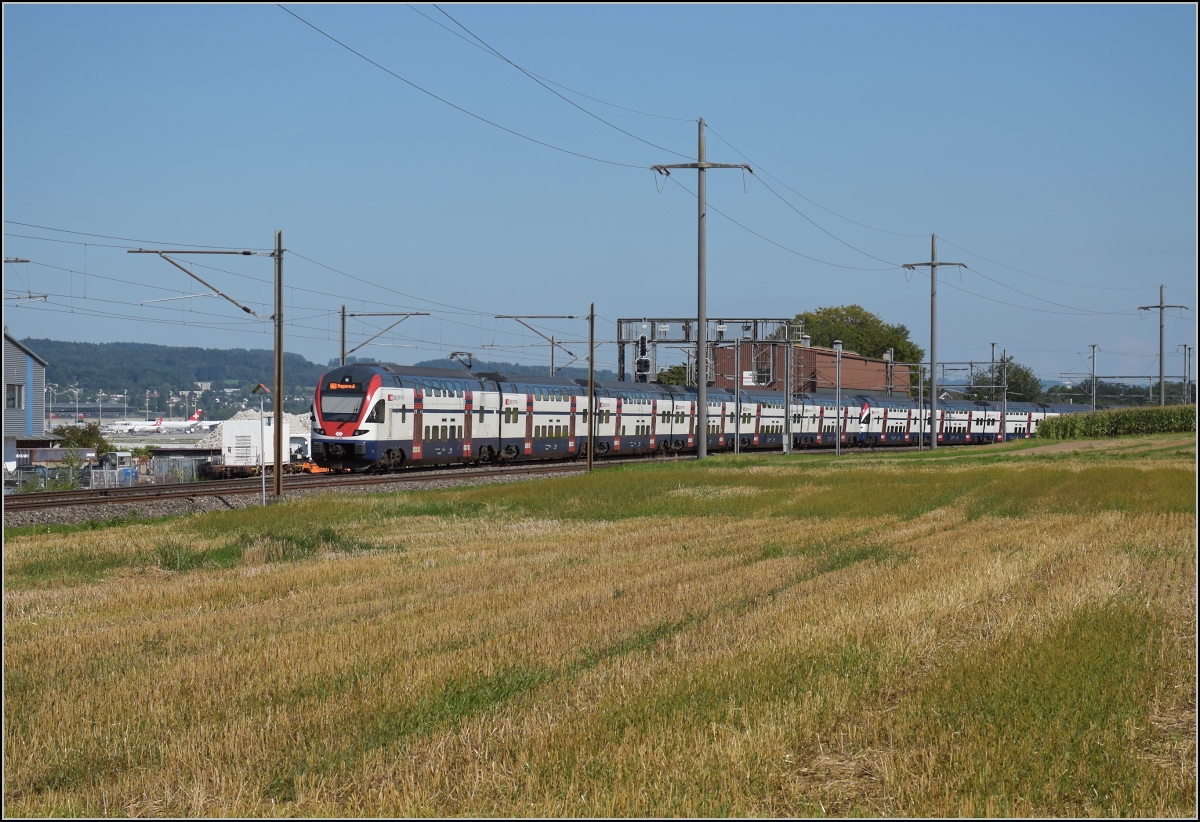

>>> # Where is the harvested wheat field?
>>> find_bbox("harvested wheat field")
[4,434,1196,817]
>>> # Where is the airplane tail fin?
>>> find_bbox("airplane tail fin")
[190,409,202,421]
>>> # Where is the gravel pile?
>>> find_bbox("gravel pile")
[195,411,312,448]
[3,469,578,529]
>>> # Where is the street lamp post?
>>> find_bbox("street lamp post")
[834,340,843,457]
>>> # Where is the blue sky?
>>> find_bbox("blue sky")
[3,3,1196,394]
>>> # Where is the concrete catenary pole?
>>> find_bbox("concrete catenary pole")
[1139,284,1189,407]
[273,230,284,498]
[734,340,741,455]
[587,303,595,473]
[1090,344,1098,410]
[834,340,843,457]
[784,324,793,454]
[903,235,965,451]
[652,120,751,459]
[1002,351,1008,443]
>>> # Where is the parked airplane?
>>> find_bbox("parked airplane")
[130,410,204,433]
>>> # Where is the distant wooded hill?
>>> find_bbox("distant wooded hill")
[19,340,621,394]
[21,339,328,394]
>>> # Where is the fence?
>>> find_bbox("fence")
[88,468,141,489]
[147,456,208,485]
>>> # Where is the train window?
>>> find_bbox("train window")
[478,405,485,422]
[424,425,430,440]
[365,400,385,424]
[441,425,448,440]
[582,409,588,424]
[401,405,407,423]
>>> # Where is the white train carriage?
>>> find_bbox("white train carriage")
[310,363,1091,473]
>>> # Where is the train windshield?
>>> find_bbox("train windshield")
[321,386,366,422]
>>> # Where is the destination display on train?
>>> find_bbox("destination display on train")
[326,381,361,391]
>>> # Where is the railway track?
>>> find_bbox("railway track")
[3,454,693,512]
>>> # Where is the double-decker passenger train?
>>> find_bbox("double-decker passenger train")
[308,363,1088,472]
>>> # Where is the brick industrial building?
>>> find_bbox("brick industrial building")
[709,341,912,395]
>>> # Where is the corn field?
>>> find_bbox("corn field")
[1036,405,1197,440]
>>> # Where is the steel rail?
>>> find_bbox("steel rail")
[3,455,693,512]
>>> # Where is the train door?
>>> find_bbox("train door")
[386,387,413,444]
[471,383,500,460]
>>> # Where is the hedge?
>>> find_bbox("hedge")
[1036,405,1197,440]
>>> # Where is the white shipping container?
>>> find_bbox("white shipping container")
[220,418,291,466]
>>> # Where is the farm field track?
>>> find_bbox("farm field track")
[4,433,1195,817]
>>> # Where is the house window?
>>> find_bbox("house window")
[6,384,23,410]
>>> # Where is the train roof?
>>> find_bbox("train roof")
[323,363,481,382]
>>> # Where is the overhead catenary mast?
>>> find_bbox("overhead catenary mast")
[653,118,751,459]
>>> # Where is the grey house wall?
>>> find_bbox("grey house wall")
[3,334,47,465]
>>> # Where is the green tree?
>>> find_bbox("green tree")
[656,365,688,385]
[52,422,110,456]
[791,305,924,363]
[978,356,1042,402]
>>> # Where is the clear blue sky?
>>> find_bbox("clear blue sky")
[4,3,1196,394]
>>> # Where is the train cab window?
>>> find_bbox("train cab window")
[365,400,385,424]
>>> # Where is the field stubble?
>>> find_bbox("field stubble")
[3,435,1195,816]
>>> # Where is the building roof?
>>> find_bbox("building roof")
[3,331,48,367]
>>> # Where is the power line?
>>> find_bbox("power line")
[924,270,1143,317]
[963,265,1141,316]
[936,235,1159,292]
[405,4,692,123]
[4,220,273,250]
[665,175,895,271]
[749,173,902,267]
[5,232,136,250]
[276,4,648,170]
[431,4,695,161]
[704,122,928,239]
